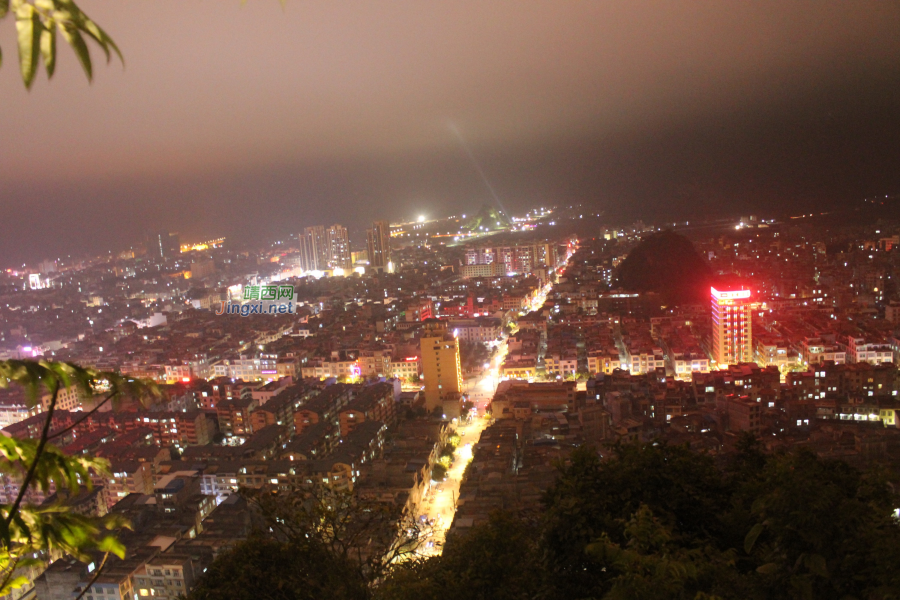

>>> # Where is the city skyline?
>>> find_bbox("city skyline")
[4,154,900,598]
[3,2,900,264]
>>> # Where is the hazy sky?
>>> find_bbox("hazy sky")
[2,1,900,264]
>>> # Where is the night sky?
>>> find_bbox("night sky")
[2,1,900,265]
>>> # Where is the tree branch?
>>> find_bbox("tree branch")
[4,382,59,529]
[73,552,109,600]
[48,390,117,441]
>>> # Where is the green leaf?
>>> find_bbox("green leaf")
[15,3,42,89]
[0,0,8,19]
[79,17,122,65]
[40,20,56,78]
[59,24,91,81]
[744,522,764,554]
[97,535,127,559]
[2,574,32,595]
[756,562,779,575]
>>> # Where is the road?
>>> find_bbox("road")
[415,244,572,555]
[418,339,507,556]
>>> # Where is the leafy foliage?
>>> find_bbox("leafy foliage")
[585,504,737,600]
[187,470,444,600]
[458,340,490,374]
[380,441,900,600]
[541,443,731,598]
[439,438,457,458]
[377,511,543,600]
[213,483,432,594]
[0,358,152,405]
[0,436,117,550]
[430,464,447,481]
[0,0,121,89]
[0,360,157,596]
[188,535,368,600]
[181,439,900,599]
[736,448,900,599]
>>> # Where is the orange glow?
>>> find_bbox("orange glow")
[180,237,226,253]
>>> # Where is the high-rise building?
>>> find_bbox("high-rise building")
[299,225,327,272]
[299,232,317,272]
[366,220,392,272]
[152,232,180,259]
[325,224,352,270]
[300,224,351,272]
[464,241,560,275]
[419,319,463,415]
[711,287,753,366]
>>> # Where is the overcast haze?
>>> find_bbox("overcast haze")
[2,1,900,265]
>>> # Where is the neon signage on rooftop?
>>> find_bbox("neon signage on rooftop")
[711,287,751,300]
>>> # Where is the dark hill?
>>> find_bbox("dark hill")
[614,230,713,304]
[463,204,511,232]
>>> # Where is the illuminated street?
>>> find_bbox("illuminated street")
[417,241,572,556]
[418,339,506,555]
[417,253,566,555]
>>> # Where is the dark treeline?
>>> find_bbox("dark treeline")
[188,437,900,600]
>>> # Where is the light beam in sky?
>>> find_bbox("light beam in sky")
[448,122,510,218]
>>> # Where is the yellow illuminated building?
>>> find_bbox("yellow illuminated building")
[419,319,463,415]
[180,237,226,253]
[711,287,753,366]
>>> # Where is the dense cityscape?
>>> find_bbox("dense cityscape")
[4,2,900,599]
[1,199,900,597]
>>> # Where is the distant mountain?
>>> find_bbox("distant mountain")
[614,230,713,304]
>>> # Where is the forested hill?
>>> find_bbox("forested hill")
[614,230,713,304]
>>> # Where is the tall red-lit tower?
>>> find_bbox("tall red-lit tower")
[711,287,752,366]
